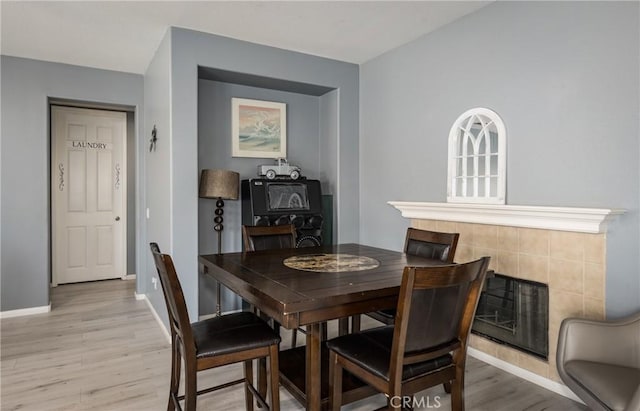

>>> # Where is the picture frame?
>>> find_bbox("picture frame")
[231,98,287,158]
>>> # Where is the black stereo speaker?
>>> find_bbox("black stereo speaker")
[241,179,331,248]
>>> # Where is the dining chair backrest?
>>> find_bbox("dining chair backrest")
[242,224,316,348]
[396,228,464,348]
[243,224,297,251]
[404,227,459,263]
[390,257,490,375]
[150,243,195,356]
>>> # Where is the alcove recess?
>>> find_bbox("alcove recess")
[197,66,339,316]
[197,65,340,201]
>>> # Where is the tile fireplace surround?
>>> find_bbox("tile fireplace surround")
[389,201,624,400]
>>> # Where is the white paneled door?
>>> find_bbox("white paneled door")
[52,106,127,285]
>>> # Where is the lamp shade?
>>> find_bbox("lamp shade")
[199,169,239,200]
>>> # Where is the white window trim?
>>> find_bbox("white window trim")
[447,107,506,204]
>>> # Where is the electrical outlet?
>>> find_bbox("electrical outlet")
[151,277,158,290]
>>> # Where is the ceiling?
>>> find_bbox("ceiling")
[0,1,490,74]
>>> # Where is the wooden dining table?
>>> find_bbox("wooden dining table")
[199,243,444,411]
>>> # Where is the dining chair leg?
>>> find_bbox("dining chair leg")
[168,338,180,411]
[269,345,280,411]
[291,329,298,348]
[244,359,255,411]
[328,351,343,411]
[256,311,270,405]
[338,318,349,336]
[351,315,361,333]
[389,384,402,410]
[184,360,197,411]
[451,379,463,411]
[257,357,267,407]
[451,366,465,411]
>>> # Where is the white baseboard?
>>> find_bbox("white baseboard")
[0,303,51,319]
[139,294,171,344]
[467,347,583,404]
[122,274,136,280]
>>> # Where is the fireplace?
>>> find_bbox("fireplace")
[389,201,623,389]
[472,274,549,359]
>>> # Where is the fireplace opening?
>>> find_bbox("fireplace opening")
[472,274,549,360]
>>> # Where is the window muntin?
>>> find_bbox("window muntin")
[447,108,506,204]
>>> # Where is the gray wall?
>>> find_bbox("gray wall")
[9,2,633,322]
[140,27,359,320]
[319,89,340,241]
[197,79,322,314]
[359,1,640,317]
[0,56,144,311]
[126,113,136,275]
[142,31,172,323]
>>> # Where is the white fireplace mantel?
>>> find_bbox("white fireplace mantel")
[388,201,625,234]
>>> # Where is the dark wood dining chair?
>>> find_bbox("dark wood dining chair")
[242,224,297,251]
[327,257,490,411]
[150,243,281,411]
[353,227,460,332]
[242,224,321,348]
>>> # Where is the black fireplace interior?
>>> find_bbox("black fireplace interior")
[472,273,549,359]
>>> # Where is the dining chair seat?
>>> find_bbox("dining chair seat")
[326,325,453,381]
[192,312,281,359]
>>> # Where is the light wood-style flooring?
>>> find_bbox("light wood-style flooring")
[1,280,586,410]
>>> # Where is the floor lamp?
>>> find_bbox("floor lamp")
[199,169,239,316]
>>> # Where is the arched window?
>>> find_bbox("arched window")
[447,108,506,204]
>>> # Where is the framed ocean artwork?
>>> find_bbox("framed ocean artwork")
[231,98,287,158]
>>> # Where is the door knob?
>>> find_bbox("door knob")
[115,216,120,221]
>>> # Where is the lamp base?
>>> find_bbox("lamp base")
[214,198,224,315]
